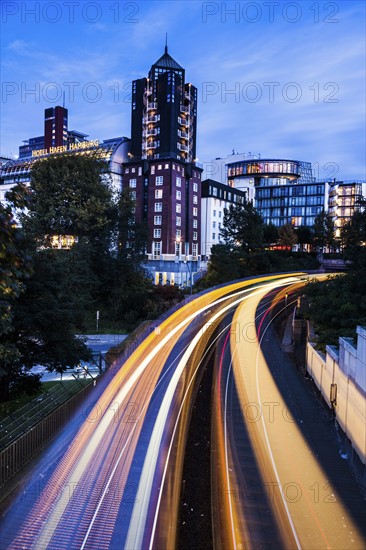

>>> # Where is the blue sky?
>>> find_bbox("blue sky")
[1,0,365,180]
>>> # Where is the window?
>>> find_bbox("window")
[130,191,136,200]
[154,215,162,225]
[131,167,135,173]
[192,243,198,256]
[219,211,222,218]
[129,178,136,188]
[193,219,197,228]
[153,241,161,257]
[176,217,181,226]
[176,229,181,237]
[155,202,162,212]
[193,231,198,240]
[176,190,181,200]
[212,233,216,240]
[155,189,163,199]
[213,209,216,216]
[193,207,198,216]
[193,195,197,204]
[151,165,155,175]
[158,164,162,170]
[176,204,181,213]
[176,177,181,187]
[156,176,163,185]
[193,183,198,192]
[138,166,142,176]
[165,163,169,169]
[125,168,129,174]
[154,229,161,238]
[213,221,216,228]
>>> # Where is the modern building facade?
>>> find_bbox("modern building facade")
[201,178,246,259]
[124,46,202,286]
[328,181,366,238]
[226,158,326,227]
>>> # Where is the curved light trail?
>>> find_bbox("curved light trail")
[2,272,364,550]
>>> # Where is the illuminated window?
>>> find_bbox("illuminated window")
[154,229,161,238]
[155,189,163,199]
[193,183,198,192]
[193,195,197,204]
[156,176,163,185]
[176,177,181,187]
[193,232,198,240]
[129,179,136,188]
[176,190,181,200]
[193,207,198,216]
[193,219,197,228]
[155,202,162,212]
[176,217,181,226]
[154,215,162,225]
[176,204,181,213]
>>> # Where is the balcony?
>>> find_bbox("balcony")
[146,128,158,137]
[147,141,158,149]
[147,115,158,123]
[177,143,189,152]
[178,130,188,139]
[180,106,189,114]
[178,117,188,126]
[147,102,157,111]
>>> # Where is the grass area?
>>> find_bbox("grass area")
[0,379,90,421]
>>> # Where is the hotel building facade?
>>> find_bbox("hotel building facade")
[123,46,203,286]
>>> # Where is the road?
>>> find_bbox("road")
[211,277,366,549]
[1,273,365,549]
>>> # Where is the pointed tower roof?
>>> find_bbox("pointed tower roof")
[153,49,183,70]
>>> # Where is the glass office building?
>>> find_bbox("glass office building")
[227,158,326,227]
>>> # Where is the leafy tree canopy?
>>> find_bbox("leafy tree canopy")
[220,202,264,252]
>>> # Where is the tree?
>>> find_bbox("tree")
[278,224,298,248]
[296,226,313,251]
[221,202,264,252]
[263,222,279,247]
[0,198,38,400]
[21,153,117,245]
[1,154,118,391]
[205,244,242,285]
[313,209,336,250]
[341,208,366,269]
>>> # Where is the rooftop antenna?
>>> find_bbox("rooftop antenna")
[165,32,168,54]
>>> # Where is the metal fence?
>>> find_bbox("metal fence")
[0,382,95,488]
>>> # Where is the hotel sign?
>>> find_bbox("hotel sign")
[32,140,99,157]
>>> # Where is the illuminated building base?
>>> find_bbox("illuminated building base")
[143,259,200,287]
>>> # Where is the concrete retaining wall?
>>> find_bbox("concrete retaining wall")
[306,327,366,465]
